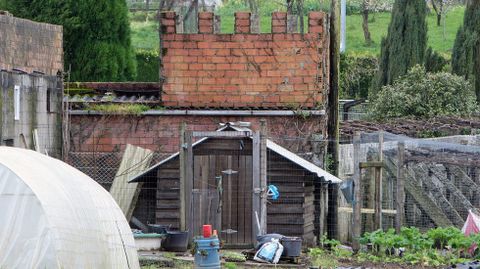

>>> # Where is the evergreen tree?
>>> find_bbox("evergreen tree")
[451,1,480,102]
[0,0,136,81]
[375,0,428,91]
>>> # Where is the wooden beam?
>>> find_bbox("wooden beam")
[359,161,384,169]
[384,154,453,228]
[185,130,194,237]
[260,120,268,235]
[374,132,384,231]
[339,207,397,215]
[252,131,261,241]
[110,144,154,221]
[179,123,186,231]
[395,142,405,233]
[352,132,361,251]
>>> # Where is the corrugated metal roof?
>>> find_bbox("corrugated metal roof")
[129,124,341,184]
[266,140,341,183]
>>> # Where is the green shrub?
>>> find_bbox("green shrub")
[131,11,148,22]
[340,53,379,99]
[1,0,137,82]
[369,65,476,119]
[425,47,449,73]
[135,49,159,82]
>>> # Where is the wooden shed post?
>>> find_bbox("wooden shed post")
[352,132,362,251]
[374,132,384,230]
[185,130,193,235]
[396,142,405,233]
[252,131,261,241]
[179,123,186,231]
[260,119,268,235]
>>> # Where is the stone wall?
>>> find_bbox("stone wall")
[0,71,63,157]
[159,11,328,109]
[0,12,63,75]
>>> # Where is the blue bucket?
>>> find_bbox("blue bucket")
[194,237,221,269]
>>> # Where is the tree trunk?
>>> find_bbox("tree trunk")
[431,0,442,26]
[287,0,298,32]
[475,39,480,103]
[327,0,340,177]
[247,0,260,33]
[362,5,372,45]
[146,0,150,12]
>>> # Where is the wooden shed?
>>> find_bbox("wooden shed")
[130,125,341,247]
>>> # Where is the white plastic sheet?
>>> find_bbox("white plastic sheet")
[0,147,140,269]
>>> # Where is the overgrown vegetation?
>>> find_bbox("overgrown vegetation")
[86,104,150,115]
[369,65,476,120]
[310,227,480,267]
[135,49,159,82]
[340,53,378,99]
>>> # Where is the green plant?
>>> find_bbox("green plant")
[224,262,237,269]
[451,1,480,101]
[86,104,150,115]
[340,53,379,98]
[425,47,449,73]
[308,248,338,268]
[369,65,476,119]
[135,49,159,82]
[375,0,428,90]
[0,0,137,82]
[222,251,246,262]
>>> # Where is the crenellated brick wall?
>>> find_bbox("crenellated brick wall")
[159,11,328,109]
[0,12,63,75]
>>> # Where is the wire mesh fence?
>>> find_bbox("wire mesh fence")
[338,131,480,243]
[65,122,336,246]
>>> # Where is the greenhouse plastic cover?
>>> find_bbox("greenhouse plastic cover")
[0,147,139,269]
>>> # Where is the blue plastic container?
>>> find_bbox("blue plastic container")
[194,237,221,269]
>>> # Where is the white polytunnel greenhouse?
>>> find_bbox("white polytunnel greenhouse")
[0,147,140,269]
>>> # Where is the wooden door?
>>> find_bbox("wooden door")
[191,139,253,247]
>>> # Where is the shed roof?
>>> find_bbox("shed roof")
[129,124,341,184]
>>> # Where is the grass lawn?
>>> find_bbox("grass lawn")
[130,7,465,56]
[131,19,159,50]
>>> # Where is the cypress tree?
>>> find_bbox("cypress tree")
[375,0,428,91]
[0,0,136,82]
[451,1,480,102]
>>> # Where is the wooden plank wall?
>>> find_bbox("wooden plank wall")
[267,150,317,246]
[156,157,181,229]
[154,138,321,247]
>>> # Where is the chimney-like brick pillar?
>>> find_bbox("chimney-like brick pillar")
[235,12,251,34]
[308,12,325,34]
[272,12,287,34]
[159,11,176,34]
[198,12,214,34]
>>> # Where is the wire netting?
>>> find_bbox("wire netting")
[338,131,480,243]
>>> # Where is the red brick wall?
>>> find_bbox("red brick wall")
[0,13,63,75]
[160,11,328,109]
[69,114,325,159]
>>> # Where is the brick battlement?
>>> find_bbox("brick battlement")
[159,11,328,109]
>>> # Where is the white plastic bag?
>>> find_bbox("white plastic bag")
[253,238,284,264]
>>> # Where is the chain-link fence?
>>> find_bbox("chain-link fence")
[65,121,337,246]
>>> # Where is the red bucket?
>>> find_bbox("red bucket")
[203,225,212,238]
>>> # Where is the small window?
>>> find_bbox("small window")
[47,88,51,112]
[3,139,13,147]
[14,85,20,121]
